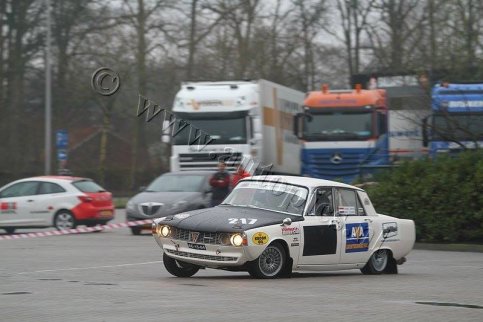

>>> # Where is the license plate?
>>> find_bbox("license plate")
[187,243,206,250]
[99,210,112,217]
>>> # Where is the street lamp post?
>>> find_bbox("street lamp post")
[45,0,52,174]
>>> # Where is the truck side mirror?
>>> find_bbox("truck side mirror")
[293,114,300,136]
[422,117,428,147]
[161,120,171,143]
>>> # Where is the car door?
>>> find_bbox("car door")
[0,181,41,226]
[35,181,67,225]
[298,187,341,266]
[335,188,374,265]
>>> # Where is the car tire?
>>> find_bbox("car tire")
[163,253,200,277]
[54,211,76,230]
[248,242,286,279]
[361,249,389,275]
[4,227,15,234]
[130,227,142,235]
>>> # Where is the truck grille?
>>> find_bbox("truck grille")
[172,228,228,245]
[302,148,388,180]
[179,152,243,170]
[165,249,237,262]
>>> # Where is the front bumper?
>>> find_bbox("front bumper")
[153,234,249,268]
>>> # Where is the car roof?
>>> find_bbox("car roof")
[19,176,89,182]
[241,175,363,191]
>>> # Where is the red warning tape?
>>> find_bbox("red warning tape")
[0,219,153,241]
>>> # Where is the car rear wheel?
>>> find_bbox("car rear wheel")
[361,249,388,275]
[54,211,76,230]
[163,253,200,277]
[4,227,15,234]
[130,227,142,235]
[248,242,286,279]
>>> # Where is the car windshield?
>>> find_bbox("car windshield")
[222,180,308,216]
[303,109,373,140]
[146,174,205,192]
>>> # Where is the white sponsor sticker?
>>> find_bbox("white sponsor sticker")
[175,213,190,219]
[338,206,356,215]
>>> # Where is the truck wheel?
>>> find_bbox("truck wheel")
[54,211,76,230]
[248,242,286,279]
[163,253,200,277]
[361,249,388,275]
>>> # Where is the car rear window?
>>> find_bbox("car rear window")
[72,180,106,193]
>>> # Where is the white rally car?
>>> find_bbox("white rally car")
[152,176,415,279]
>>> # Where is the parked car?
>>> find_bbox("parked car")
[152,176,415,279]
[126,171,214,235]
[0,176,114,234]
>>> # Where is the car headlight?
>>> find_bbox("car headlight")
[171,200,187,209]
[156,225,171,237]
[230,233,245,247]
[126,200,135,210]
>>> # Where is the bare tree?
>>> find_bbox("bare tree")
[334,0,375,80]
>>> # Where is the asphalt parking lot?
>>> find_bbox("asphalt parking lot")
[0,210,482,322]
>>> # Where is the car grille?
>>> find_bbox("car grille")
[172,228,227,245]
[139,203,163,217]
[165,249,237,262]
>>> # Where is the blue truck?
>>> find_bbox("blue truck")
[424,83,483,156]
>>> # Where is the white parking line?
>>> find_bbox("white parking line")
[17,260,163,274]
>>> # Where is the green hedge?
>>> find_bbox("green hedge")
[366,151,483,242]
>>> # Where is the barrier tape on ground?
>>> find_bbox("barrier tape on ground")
[0,219,153,241]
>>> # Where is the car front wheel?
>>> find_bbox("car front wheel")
[54,211,76,230]
[4,227,15,234]
[248,242,286,279]
[361,249,389,275]
[130,227,142,235]
[163,253,200,277]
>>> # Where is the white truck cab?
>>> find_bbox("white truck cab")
[168,80,304,175]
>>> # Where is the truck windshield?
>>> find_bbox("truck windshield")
[303,110,373,141]
[172,116,247,145]
[432,114,483,141]
[222,180,308,216]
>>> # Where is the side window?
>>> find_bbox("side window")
[38,182,66,195]
[335,188,358,216]
[0,181,39,198]
[356,194,366,216]
[308,188,333,216]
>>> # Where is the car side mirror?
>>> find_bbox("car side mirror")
[139,186,146,192]
[281,218,292,226]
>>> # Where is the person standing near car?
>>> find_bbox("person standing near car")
[209,161,231,206]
